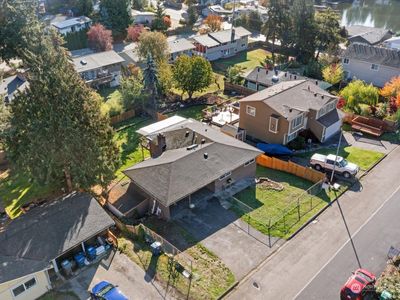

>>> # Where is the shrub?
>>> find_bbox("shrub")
[101,93,124,117]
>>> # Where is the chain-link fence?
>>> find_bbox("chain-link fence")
[228,180,325,247]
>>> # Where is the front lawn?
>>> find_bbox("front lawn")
[233,166,346,238]
[297,146,385,171]
[212,49,271,75]
[118,232,235,300]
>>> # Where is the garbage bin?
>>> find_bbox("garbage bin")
[61,259,72,276]
[380,290,392,300]
[150,241,162,256]
[74,252,86,268]
[86,246,96,261]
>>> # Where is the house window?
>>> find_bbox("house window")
[219,171,232,180]
[343,58,349,64]
[12,277,37,297]
[371,64,379,71]
[241,43,246,47]
[244,158,255,166]
[290,114,303,130]
[269,116,279,133]
[246,105,256,117]
[287,131,298,143]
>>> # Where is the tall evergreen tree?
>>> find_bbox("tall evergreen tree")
[151,1,167,31]
[143,54,160,119]
[5,30,119,191]
[291,0,316,63]
[100,0,131,37]
[262,0,292,62]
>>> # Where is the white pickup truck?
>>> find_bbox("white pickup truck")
[310,153,360,178]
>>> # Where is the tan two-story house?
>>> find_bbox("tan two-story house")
[239,80,341,145]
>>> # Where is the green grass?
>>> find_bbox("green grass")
[0,171,58,219]
[118,232,235,300]
[113,116,153,179]
[212,49,271,75]
[233,166,346,238]
[380,131,400,144]
[297,146,385,171]
[38,290,79,300]
[167,105,206,120]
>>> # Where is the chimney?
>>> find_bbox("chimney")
[230,28,236,43]
[294,75,297,79]
[204,153,208,159]
[284,72,287,77]
[274,69,278,76]
[151,133,166,158]
[289,74,292,79]
[257,67,260,72]
[266,70,268,74]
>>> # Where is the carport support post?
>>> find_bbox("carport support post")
[81,242,86,254]
[52,259,59,273]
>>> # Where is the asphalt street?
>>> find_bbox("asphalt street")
[296,187,400,299]
[227,145,400,300]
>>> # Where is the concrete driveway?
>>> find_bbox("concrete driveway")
[60,251,166,300]
[175,198,282,280]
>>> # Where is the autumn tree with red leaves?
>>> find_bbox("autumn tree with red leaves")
[126,24,145,42]
[381,76,400,109]
[87,24,113,52]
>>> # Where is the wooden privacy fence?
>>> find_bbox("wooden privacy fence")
[256,154,325,183]
[110,109,135,125]
[224,81,255,96]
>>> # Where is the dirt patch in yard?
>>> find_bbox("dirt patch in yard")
[256,177,284,191]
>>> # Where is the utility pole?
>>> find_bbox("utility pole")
[330,129,343,184]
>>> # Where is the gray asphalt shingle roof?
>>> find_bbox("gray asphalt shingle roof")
[342,42,400,68]
[192,35,220,47]
[208,26,251,44]
[0,192,114,284]
[346,25,392,45]
[240,80,337,119]
[168,38,195,54]
[244,67,332,90]
[73,50,124,73]
[0,75,28,102]
[124,119,261,207]
[51,16,91,29]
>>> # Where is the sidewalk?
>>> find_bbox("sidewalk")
[227,145,400,300]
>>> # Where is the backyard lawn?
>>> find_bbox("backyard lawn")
[0,170,59,219]
[233,166,347,238]
[171,73,225,100]
[212,48,271,75]
[167,105,206,120]
[297,146,385,171]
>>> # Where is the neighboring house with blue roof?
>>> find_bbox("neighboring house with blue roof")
[0,73,28,104]
[51,16,92,35]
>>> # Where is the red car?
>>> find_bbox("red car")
[340,269,377,300]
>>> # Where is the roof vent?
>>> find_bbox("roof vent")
[321,95,324,99]
[289,74,292,79]
[308,85,310,90]
[274,69,278,76]
[294,75,297,79]
[314,93,317,97]
[187,144,198,151]
[266,70,268,74]
[257,67,260,72]
[185,130,190,137]
[271,75,279,83]
[315,80,318,85]
[201,138,206,144]
[80,59,87,65]
[284,72,287,77]
[204,153,208,159]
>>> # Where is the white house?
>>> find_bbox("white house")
[341,43,400,87]
[51,16,92,35]
[192,26,251,61]
[131,10,156,25]
[168,38,196,62]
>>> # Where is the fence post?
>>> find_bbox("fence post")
[297,197,300,221]
[247,215,250,235]
[283,215,287,234]
[268,219,271,248]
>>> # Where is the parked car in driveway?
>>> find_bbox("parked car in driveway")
[91,281,128,300]
[310,153,360,178]
[340,269,377,300]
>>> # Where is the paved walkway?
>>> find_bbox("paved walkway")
[60,251,166,300]
[227,145,400,300]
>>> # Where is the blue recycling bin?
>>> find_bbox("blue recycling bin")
[74,252,86,268]
[86,246,96,261]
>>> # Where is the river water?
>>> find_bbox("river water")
[335,0,400,32]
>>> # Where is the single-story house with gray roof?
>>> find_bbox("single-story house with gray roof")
[168,38,196,62]
[345,25,393,46]
[243,67,332,91]
[73,50,124,88]
[0,192,115,300]
[122,117,262,219]
[51,16,92,35]
[192,26,251,61]
[341,42,400,87]
[239,80,341,144]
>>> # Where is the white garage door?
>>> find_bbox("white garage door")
[324,119,342,141]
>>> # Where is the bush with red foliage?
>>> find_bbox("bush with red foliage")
[87,23,113,52]
[337,97,346,109]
